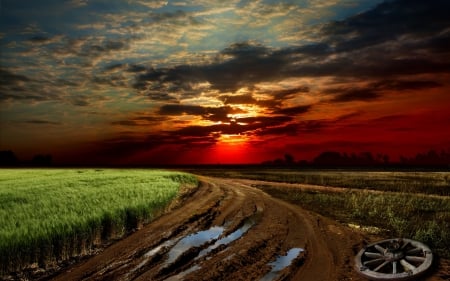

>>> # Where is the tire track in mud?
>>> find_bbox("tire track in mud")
[52,177,367,281]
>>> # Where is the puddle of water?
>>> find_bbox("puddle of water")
[197,220,254,259]
[125,239,180,280]
[260,248,304,281]
[145,239,176,258]
[165,226,225,265]
[162,220,255,279]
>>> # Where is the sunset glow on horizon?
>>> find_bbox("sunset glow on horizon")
[1,0,450,165]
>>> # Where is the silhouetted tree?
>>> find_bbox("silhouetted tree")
[273,158,284,165]
[313,151,342,166]
[359,152,374,163]
[263,148,450,168]
[0,150,18,166]
[284,153,295,165]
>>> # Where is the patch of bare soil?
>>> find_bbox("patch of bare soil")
[50,177,448,281]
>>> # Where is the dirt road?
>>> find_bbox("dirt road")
[51,177,443,281]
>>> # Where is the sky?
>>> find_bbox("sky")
[1,0,450,165]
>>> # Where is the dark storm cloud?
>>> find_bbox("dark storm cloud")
[424,31,450,54]
[237,116,292,126]
[71,99,89,107]
[133,66,202,93]
[326,79,442,103]
[254,123,300,137]
[0,69,30,84]
[219,94,256,105]
[220,42,270,57]
[126,64,146,73]
[28,35,52,43]
[217,87,311,112]
[285,56,450,80]
[158,104,245,122]
[0,68,61,103]
[330,88,381,103]
[134,0,450,102]
[170,115,293,138]
[270,87,310,100]
[92,74,127,87]
[0,67,111,106]
[0,92,50,102]
[134,41,288,93]
[371,80,442,91]
[80,39,129,57]
[274,43,333,59]
[104,63,124,72]
[272,105,312,116]
[248,86,312,110]
[146,92,178,102]
[149,9,200,25]
[173,123,250,137]
[322,0,450,53]
[298,0,450,83]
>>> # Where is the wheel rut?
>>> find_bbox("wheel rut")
[50,177,378,281]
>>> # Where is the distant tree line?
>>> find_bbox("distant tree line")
[262,150,450,168]
[2,149,450,168]
[0,150,52,167]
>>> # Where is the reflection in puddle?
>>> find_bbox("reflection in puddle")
[197,219,254,259]
[166,226,225,265]
[260,248,304,281]
[146,239,177,258]
[163,220,255,279]
[125,239,179,279]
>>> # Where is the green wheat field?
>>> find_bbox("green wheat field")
[0,169,197,273]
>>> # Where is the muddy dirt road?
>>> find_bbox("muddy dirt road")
[52,177,443,281]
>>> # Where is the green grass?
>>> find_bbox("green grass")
[259,184,450,258]
[193,169,450,196]
[0,169,198,274]
[193,168,450,258]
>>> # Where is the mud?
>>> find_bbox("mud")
[50,177,448,281]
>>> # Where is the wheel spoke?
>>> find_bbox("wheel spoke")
[406,247,422,255]
[374,261,389,272]
[406,255,425,263]
[400,240,409,249]
[364,252,383,259]
[363,258,385,266]
[374,244,386,254]
[356,239,433,280]
[400,259,416,272]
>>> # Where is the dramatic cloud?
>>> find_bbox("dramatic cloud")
[158,104,245,122]
[322,0,450,52]
[272,105,312,116]
[1,0,450,164]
